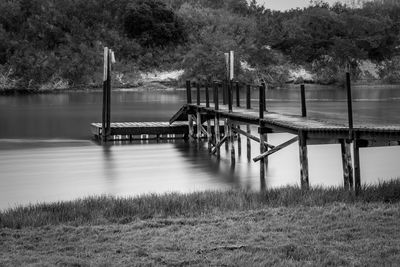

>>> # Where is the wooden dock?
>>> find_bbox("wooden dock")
[91,122,190,140]
[92,74,400,195]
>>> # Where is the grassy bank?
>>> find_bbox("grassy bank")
[1,181,399,229]
[1,181,399,266]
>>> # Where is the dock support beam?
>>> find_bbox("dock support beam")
[340,139,354,189]
[102,47,112,142]
[298,131,309,190]
[213,82,220,157]
[196,111,202,140]
[259,85,266,191]
[300,84,307,117]
[353,138,361,195]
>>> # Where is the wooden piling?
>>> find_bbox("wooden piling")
[236,81,240,107]
[207,118,212,152]
[346,67,354,140]
[196,82,200,106]
[186,80,192,104]
[205,83,210,108]
[102,47,108,142]
[246,84,251,109]
[300,84,307,117]
[228,81,233,112]
[353,137,361,195]
[259,85,266,189]
[298,131,309,190]
[224,119,229,150]
[196,111,201,140]
[214,82,220,157]
[223,81,227,105]
[188,115,194,140]
[261,83,267,112]
[105,49,112,140]
[340,139,353,189]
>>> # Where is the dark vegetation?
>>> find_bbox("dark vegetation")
[1,180,399,229]
[0,0,400,90]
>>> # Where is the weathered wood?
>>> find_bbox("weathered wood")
[214,82,219,111]
[207,119,212,152]
[300,84,307,117]
[253,136,298,162]
[211,135,228,154]
[246,84,251,109]
[223,81,227,105]
[196,112,202,139]
[196,82,201,106]
[346,69,354,140]
[214,114,221,157]
[186,80,192,104]
[231,126,275,149]
[189,114,194,139]
[106,49,112,140]
[261,83,267,112]
[102,47,108,142]
[224,119,229,150]
[354,137,361,195]
[340,139,353,189]
[228,81,233,112]
[259,124,267,192]
[236,81,240,107]
[298,131,309,190]
[205,84,210,108]
[259,85,264,119]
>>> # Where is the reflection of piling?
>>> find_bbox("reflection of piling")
[298,130,309,190]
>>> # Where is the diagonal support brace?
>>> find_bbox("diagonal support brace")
[253,136,298,162]
[211,136,228,154]
[232,126,275,149]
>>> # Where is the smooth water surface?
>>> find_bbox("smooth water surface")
[1,85,400,210]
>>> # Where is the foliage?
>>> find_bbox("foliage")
[0,0,400,89]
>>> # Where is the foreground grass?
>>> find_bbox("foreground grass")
[1,181,400,229]
[1,181,399,266]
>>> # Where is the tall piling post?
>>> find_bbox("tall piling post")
[102,47,108,142]
[186,80,192,104]
[346,64,360,193]
[236,81,240,107]
[196,82,200,106]
[298,130,309,190]
[259,85,266,191]
[246,84,251,161]
[186,80,194,140]
[261,83,267,112]
[300,84,307,117]
[214,82,220,157]
[228,80,233,113]
[205,84,210,108]
[106,50,112,139]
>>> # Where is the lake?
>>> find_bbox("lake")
[1,84,400,210]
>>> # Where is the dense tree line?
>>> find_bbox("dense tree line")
[0,0,399,89]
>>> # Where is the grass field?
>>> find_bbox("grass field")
[1,181,399,266]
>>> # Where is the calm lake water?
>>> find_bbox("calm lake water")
[1,84,400,210]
